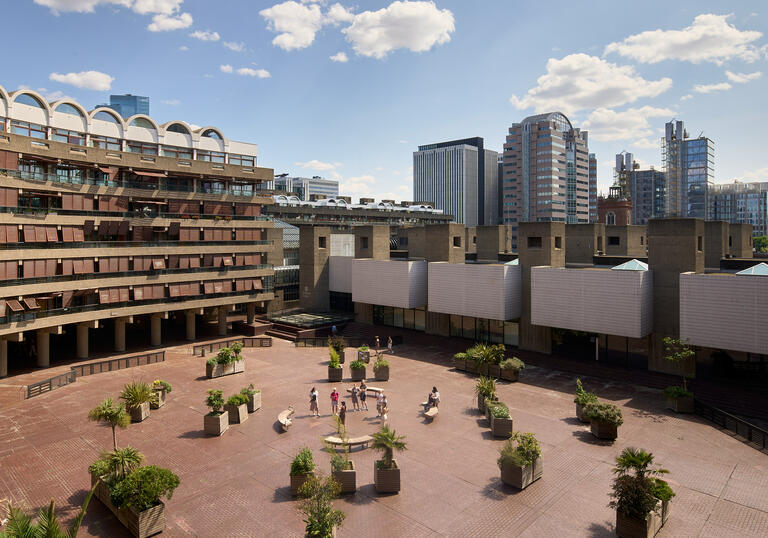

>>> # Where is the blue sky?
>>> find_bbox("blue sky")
[5,1,768,200]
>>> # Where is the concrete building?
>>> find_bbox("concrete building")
[100,94,150,118]
[502,112,591,250]
[708,181,768,237]
[663,120,714,218]
[630,168,666,225]
[413,137,498,227]
[273,175,338,201]
[589,153,598,222]
[0,83,274,376]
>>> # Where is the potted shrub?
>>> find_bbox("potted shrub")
[663,338,696,414]
[468,344,490,376]
[349,359,366,382]
[453,351,467,371]
[151,380,172,409]
[205,346,244,378]
[328,346,343,382]
[574,378,598,423]
[120,382,155,423]
[583,402,623,441]
[230,341,244,359]
[109,465,180,538]
[485,344,506,377]
[373,358,390,381]
[498,432,542,490]
[474,376,497,414]
[224,393,249,424]
[290,447,316,496]
[499,357,525,382]
[328,335,346,364]
[330,451,356,494]
[203,389,229,436]
[357,344,371,364]
[489,402,514,438]
[297,473,345,538]
[89,446,145,506]
[610,447,675,538]
[372,424,407,494]
[240,384,262,413]
[88,397,130,450]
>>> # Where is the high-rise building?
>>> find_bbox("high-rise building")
[662,120,714,218]
[613,152,666,225]
[413,137,498,226]
[588,153,598,222]
[502,112,590,249]
[101,94,150,117]
[274,175,339,201]
[709,181,768,237]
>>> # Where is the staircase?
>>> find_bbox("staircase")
[265,322,303,342]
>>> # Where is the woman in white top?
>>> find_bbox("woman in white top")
[309,387,320,417]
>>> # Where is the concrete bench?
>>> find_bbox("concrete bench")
[347,387,383,397]
[422,404,439,421]
[324,434,373,450]
[277,406,294,432]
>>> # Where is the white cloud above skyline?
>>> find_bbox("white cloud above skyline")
[49,70,114,90]
[223,41,245,52]
[190,29,220,41]
[35,0,193,32]
[582,106,675,141]
[693,82,733,93]
[330,51,348,62]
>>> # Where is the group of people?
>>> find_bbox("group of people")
[308,382,390,424]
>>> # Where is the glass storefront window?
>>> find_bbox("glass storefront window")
[462,316,475,340]
[403,309,415,330]
[504,321,519,346]
[393,308,404,328]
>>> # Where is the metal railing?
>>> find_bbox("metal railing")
[294,335,403,348]
[0,239,272,250]
[0,205,271,221]
[26,370,77,398]
[72,351,166,377]
[695,399,767,452]
[192,336,272,356]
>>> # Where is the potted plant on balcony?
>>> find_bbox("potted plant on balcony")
[357,344,370,364]
[610,447,675,538]
[663,337,696,413]
[453,351,468,371]
[240,384,262,412]
[88,397,130,450]
[574,378,598,423]
[328,335,345,364]
[328,347,343,382]
[583,402,623,441]
[224,393,249,424]
[372,424,406,494]
[499,357,525,382]
[489,402,514,437]
[203,389,229,436]
[290,447,316,496]
[109,465,180,538]
[206,346,244,378]
[474,376,497,414]
[349,359,366,382]
[498,432,542,490]
[373,358,390,381]
[297,473,345,538]
[151,380,172,409]
[120,382,155,423]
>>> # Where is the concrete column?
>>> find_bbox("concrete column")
[114,318,126,352]
[246,303,256,325]
[76,323,89,360]
[217,308,227,337]
[0,338,7,378]
[150,315,162,347]
[36,330,50,368]
[185,310,196,341]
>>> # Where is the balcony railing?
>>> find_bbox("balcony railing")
[0,239,272,250]
[695,399,767,452]
[191,336,272,356]
[1,205,271,221]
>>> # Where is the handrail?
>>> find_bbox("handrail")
[192,336,272,356]
[295,335,403,348]
[0,239,272,250]
[26,370,76,398]
[0,205,271,221]
[695,399,767,452]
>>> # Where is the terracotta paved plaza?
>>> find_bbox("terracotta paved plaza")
[1,337,767,537]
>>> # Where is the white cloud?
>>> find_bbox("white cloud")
[326,2,354,24]
[295,159,342,171]
[260,1,325,51]
[680,94,693,101]
[179,45,189,51]
[632,137,661,150]
[693,82,732,94]
[582,106,675,142]
[19,85,71,102]
[49,70,114,90]
[148,12,192,31]
[223,41,245,52]
[604,14,765,65]
[340,174,375,196]
[509,54,672,115]
[236,67,271,78]
[343,1,454,59]
[725,70,762,83]
[742,167,768,181]
[35,1,192,31]
[220,64,233,73]
[161,99,181,105]
[190,29,220,41]
[203,74,214,78]
[329,51,348,62]
[34,0,132,14]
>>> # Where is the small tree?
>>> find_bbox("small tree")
[753,235,768,253]
[372,424,407,470]
[205,389,225,414]
[297,473,345,538]
[663,337,695,392]
[88,397,130,450]
[610,447,674,521]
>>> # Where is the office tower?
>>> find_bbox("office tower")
[502,112,590,249]
[102,94,150,117]
[274,175,339,201]
[662,120,714,218]
[709,181,768,237]
[630,168,666,225]
[413,137,498,226]
[588,153,598,222]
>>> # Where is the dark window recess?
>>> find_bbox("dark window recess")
[728,236,733,247]
[554,236,562,249]
[608,236,620,246]
[453,236,461,247]
[360,236,369,249]
[318,236,327,249]
[527,236,542,249]
[697,236,703,252]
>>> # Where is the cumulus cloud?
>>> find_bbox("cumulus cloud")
[220,64,233,73]
[582,106,675,141]
[329,51,348,62]
[693,82,732,93]
[725,70,762,83]
[49,70,114,90]
[190,29,220,41]
[223,41,245,52]
[260,1,326,50]
[343,1,454,59]
[147,12,192,31]
[19,85,71,102]
[34,0,133,14]
[236,67,271,78]
[632,138,660,150]
[509,54,672,115]
[326,2,354,24]
[295,159,342,171]
[179,45,189,51]
[604,14,765,65]
[37,0,192,32]
[340,174,411,201]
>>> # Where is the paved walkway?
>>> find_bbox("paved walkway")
[1,338,767,536]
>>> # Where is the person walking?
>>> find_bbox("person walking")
[330,388,339,415]
[339,402,347,427]
[359,381,368,410]
[351,384,360,411]
[387,336,393,354]
[376,390,385,417]
[375,335,380,351]
[309,387,319,417]
[380,395,388,421]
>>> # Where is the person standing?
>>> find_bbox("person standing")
[339,402,347,427]
[359,381,368,411]
[376,390,385,417]
[387,336,393,354]
[330,388,339,415]
[375,336,380,351]
[351,385,360,411]
[380,395,388,421]
[309,387,319,417]
[432,386,440,408]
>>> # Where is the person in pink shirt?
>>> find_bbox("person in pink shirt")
[330,388,339,415]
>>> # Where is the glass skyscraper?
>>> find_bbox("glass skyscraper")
[662,120,714,218]
[103,94,149,118]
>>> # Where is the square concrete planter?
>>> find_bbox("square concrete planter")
[350,366,366,381]
[117,502,166,538]
[206,360,245,379]
[500,368,520,382]
[204,411,229,436]
[331,461,356,494]
[328,366,343,382]
[615,503,664,538]
[374,460,400,493]
[488,364,501,378]
[500,457,542,490]
[290,472,314,496]
[246,392,262,413]
[374,365,389,381]
[575,403,591,423]
[150,388,166,410]
[590,420,618,440]
[666,396,694,414]
[490,415,514,438]
[224,403,248,424]
[453,358,466,371]
[129,402,150,423]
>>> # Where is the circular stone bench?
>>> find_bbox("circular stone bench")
[324,434,373,451]
[277,406,294,432]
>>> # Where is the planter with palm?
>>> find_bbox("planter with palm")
[120,382,155,423]
[474,376,497,414]
[203,389,229,436]
[290,447,316,496]
[0,487,96,538]
[88,397,130,450]
[372,424,406,493]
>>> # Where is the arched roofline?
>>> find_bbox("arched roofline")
[162,120,194,135]
[195,125,226,141]
[9,89,52,114]
[125,113,160,131]
[51,99,88,119]
[0,83,9,105]
[88,107,126,127]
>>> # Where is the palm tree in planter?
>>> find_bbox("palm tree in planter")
[88,447,145,505]
[88,397,130,450]
[663,337,695,413]
[610,447,675,538]
[349,359,366,382]
[151,380,172,409]
[373,358,390,381]
[498,432,542,490]
[466,344,490,375]
[574,379,598,423]
[203,389,229,436]
[499,357,525,382]
[290,447,316,496]
[120,381,156,423]
[328,346,343,382]
[488,401,514,438]
[108,465,180,538]
[224,393,249,424]
[583,402,623,441]
[372,424,407,493]
[486,344,506,377]
[297,473,345,538]
[474,376,497,414]
[240,384,261,413]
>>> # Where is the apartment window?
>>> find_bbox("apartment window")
[608,236,620,246]
[453,236,461,247]
[728,235,733,247]
[90,135,121,151]
[319,236,327,249]
[473,236,477,244]
[11,120,46,139]
[161,145,193,159]
[606,211,616,225]
[197,150,226,163]
[360,236,369,249]
[229,153,255,166]
[528,236,542,249]
[640,236,644,246]
[697,236,703,252]
[126,141,158,155]
[554,236,562,249]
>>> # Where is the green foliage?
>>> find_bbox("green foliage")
[327,335,345,356]
[359,345,370,352]
[205,389,224,414]
[753,235,768,253]
[240,383,260,397]
[349,359,366,370]
[89,458,111,478]
[498,432,541,468]
[610,447,672,519]
[291,447,316,476]
[330,452,350,472]
[664,385,693,399]
[474,376,497,399]
[0,487,96,538]
[230,342,243,356]
[453,352,468,364]
[499,357,525,371]
[574,378,599,406]
[297,473,345,538]
[206,357,218,367]
[93,447,145,481]
[88,397,130,450]
[328,346,341,368]
[214,346,236,364]
[583,402,624,427]
[663,337,695,392]
[372,424,406,470]
[120,381,156,410]
[109,465,180,512]
[152,379,172,393]
[651,479,676,502]
[226,393,249,406]
[489,404,511,419]
[464,343,505,366]
[373,358,389,371]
